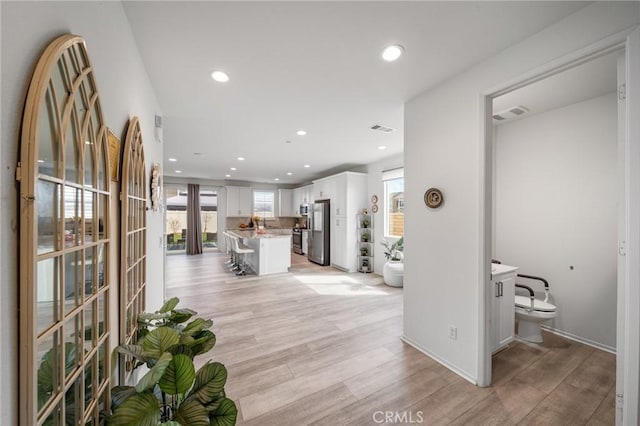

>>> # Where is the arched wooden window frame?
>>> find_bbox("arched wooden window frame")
[18,34,111,425]
[119,117,147,382]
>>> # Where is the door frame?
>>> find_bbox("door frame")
[477,27,640,425]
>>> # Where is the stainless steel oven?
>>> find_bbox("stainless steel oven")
[292,228,303,254]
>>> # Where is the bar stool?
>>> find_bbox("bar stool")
[224,232,235,266]
[231,235,255,276]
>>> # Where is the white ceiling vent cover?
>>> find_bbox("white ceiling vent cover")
[370,124,395,133]
[493,105,529,121]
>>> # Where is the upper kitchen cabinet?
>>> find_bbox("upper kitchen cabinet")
[278,188,294,217]
[332,172,366,217]
[226,186,252,217]
[292,185,314,216]
[313,176,336,201]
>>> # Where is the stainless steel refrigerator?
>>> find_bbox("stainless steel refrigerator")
[308,200,330,265]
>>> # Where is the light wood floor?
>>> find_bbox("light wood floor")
[165,251,615,425]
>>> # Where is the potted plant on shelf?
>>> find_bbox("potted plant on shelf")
[107,297,237,425]
[361,231,370,242]
[360,246,369,256]
[360,217,370,228]
[381,237,404,287]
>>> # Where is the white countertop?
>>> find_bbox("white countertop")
[229,229,292,239]
[491,263,518,277]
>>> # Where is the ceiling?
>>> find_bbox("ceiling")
[493,50,618,124]
[122,1,589,185]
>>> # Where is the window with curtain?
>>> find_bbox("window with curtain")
[383,168,404,237]
[253,190,275,219]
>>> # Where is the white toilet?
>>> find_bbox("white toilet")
[514,294,557,343]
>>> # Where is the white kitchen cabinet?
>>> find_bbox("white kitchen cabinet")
[313,177,335,201]
[312,172,366,272]
[490,264,518,353]
[226,186,252,217]
[278,189,294,217]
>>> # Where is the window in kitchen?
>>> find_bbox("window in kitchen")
[253,190,275,219]
[383,168,404,237]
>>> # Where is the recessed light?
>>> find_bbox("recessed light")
[378,145,387,150]
[274,178,280,181]
[211,71,229,82]
[230,167,237,171]
[287,172,293,176]
[296,130,307,136]
[304,164,311,168]
[175,170,182,174]
[237,157,245,161]
[225,174,231,178]
[382,44,404,62]
[168,158,177,162]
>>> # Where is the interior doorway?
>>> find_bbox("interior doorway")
[479,28,640,425]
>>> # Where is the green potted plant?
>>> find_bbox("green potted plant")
[381,237,404,287]
[361,231,370,242]
[360,246,369,256]
[107,297,237,425]
[360,217,370,228]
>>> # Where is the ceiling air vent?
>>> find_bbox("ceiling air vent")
[370,124,395,133]
[492,105,529,122]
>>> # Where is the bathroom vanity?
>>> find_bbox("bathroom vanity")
[490,264,518,353]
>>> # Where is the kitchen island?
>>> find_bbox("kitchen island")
[228,229,292,276]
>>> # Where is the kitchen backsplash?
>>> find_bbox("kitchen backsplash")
[227,216,306,229]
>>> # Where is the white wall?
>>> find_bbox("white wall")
[494,93,618,350]
[403,2,639,382]
[366,153,404,274]
[1,2,162,423]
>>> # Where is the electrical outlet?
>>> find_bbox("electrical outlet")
[448,325,457,340]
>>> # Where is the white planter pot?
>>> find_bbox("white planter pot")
[383,260,404,287]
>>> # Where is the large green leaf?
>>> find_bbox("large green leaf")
[168,344,194,358]
[159,354,195,395]
[209,397,237,426]
[110,385,137,410]
[108,390,160,426]
[114,344,150,363]
[174,399,210,426]
[142,327,180,359]
[136,352,173,392]
[182,318,214,336]
[170,308,197,324]
[159,297,180,313]
[190,362,228,405]
[189,330,217,356]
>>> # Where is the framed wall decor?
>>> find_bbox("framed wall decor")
[424,187,444,208]
[107,128,121,181]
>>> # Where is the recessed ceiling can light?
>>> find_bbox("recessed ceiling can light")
[168,158,177,162]
[304,164,311,168]
[274,178,280,181]
[378,145,387,150]
[211,71,229,82]
[230,167,237,171]
[287,172,293,176]
[296,130,307,136]
[175,170,182,174]
[382,44,404,62]
[237,157,245,161]
[225,174,231,178]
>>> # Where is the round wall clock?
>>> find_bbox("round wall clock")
[424,188,443,209]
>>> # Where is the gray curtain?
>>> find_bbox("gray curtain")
[186,183,203,255]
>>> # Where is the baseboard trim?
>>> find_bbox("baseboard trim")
[540,325,616,354]
[401,335,477,385]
